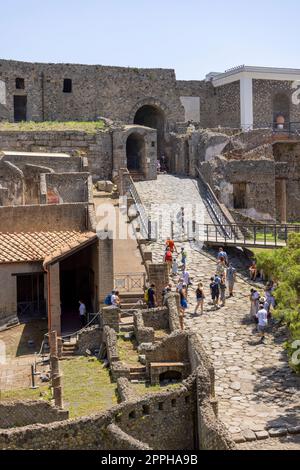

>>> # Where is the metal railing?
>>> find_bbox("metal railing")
[129,182,155,240]
[203,223,300,247]
[195,165,237,239]
[114,272,146,292]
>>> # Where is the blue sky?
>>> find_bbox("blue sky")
[1,0,299,79]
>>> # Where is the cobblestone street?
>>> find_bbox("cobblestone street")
[137,175,300,446]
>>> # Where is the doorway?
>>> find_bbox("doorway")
[134,105,165,156]
[233,183,247,209]
[126,133,145,172]
[17,273,46,320]
[59,245,96,334]
[14,95,27,122]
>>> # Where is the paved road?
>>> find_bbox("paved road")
[136,175,300,447]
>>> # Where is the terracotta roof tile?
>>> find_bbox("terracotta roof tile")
[0,231,97,264]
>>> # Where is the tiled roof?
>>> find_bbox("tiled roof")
[0,231,97,264]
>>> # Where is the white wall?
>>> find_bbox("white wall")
[180,96,200,122]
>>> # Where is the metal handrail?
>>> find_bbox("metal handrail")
[203,223,299,247]
[129,182,154,240]
[195,165,235,239]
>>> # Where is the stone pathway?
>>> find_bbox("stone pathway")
[135,175,212,241]
[136,175,300,447]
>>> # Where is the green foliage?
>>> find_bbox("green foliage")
[256,233,300,373]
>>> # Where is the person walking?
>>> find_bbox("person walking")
[219,275,227,307]
[179,283,188,317]
[147,284,156,309]
[250,288,260,320]
[172,257,179,277]
[111,290,120,306]
[180,247,187,269]
[79,300,86,328]
[226,263,237,297]
[216,257,226,278]
[194,283,205,315]
[256,302,268,342]
[218,247,228,265]
[210,277,220,308]
[164,247,173,273]
[165,237,177,254]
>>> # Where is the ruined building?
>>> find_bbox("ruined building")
[0,60,300,222]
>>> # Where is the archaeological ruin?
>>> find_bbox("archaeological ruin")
[0,59,300,451]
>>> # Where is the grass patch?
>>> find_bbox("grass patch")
[61,357,117,418]
[132,382,183,396]
[0,385,51,402]
[0,121,106,133]
[117,334,140,366]
[0,357,117,419]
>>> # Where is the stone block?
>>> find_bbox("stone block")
[97,181,106,191]
[268,428,287,438]
[288,425,300,435]
[105,181,114,192]
[242,429,257,442]
[255,430,269,440]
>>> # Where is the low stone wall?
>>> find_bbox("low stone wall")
[0,384,195,450]
[77,325,102,355]
[102,306,120,333]
[145,331,190,368]
[117,378,139,402]
[134,311,155,344]
[142,307,169,331]
[0,400,68,429]
[164,293,181,331]
[0,130,113,181]
[103,326,119,364]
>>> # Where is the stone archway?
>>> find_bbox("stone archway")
[126,132,145,173]
[134,105,165,157]
[131,99,168,158]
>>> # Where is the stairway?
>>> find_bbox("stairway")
[129,366,147,382]
[62,337,78,357]
[119,292,147,311]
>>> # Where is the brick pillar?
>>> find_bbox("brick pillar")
[98,235,114,303]
[102,306,120,332]
[48,263,61,336]
[148,262,169,306]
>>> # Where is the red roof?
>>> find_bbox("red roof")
[0,231,97,264]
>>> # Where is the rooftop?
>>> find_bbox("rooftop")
[0,230,97,264]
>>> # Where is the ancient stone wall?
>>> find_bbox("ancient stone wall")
[176,80,218,128]
[0,59,184,127]
[44,172,91,203]
[215,81,240,128]
[76,325,102,355]
[253,79,300,126]
[0,130,112,181]
[0,400,68,428]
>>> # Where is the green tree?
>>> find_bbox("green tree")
[256,233,300,373]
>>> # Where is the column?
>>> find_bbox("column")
[240,76,253,131]
[98,235,114,303]
[280,179,287,224]
[48,262,61,336]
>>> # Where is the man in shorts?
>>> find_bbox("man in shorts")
[256,302,268,342]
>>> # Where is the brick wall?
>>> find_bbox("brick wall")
[0,400,68,428]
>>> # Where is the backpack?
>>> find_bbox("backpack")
[144,289,149,303]
[104,294,112,306]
